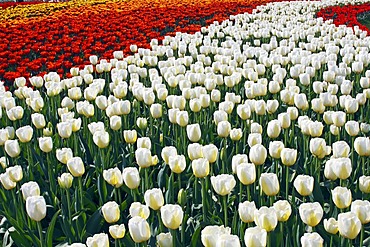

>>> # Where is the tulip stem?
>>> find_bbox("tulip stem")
[65,189,72,225]
[201,178,207,222]
[78,177,84,210]
[285,166,289,200]
[222,195,228,227]
[329,235,333,247]
[240,222,246,243]
[239,182,243,203]
[170,229,177,247]
[222,138,227,173]
[360,226,364,247]
[157,210,164,233]
[144,168,149,193]
[37,221,44,247]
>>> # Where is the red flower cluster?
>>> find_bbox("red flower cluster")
[0,0,290,86]
[316,3,370,33]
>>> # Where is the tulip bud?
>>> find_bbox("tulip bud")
[254,206,278,232]
[324,218,338,234]
[103,167,123,188]
[299,202,323,227]
[359,176,370,193]
[122,167,140,189]
[26,196,46,221]
[123,130,137,144]
[31,113,46,129]
[156,232,172,247]
[169,155,186,174]
[338,212,361,239]
[201,225,231,247]
[332,111,346,127]
[248,133,262,147]
[150,104,162,119]
[136,137,150,150]
[280,148,297,166]
[345,121,359,137]
[57,122,73,139]
[16,125,33,143]
[273,200,292,222]
[86,233,109,247]
[135,148,153,168]
[160,204,184,229]
[332,186,352,209]
[101,201,120,223]
[332,141,350,158]
[109,116,122,131]
[56,148,73,164]
[293,175,314,196]
[21,181,40,200]
[267,100,279,114]
[109,224,126,239]
[136,117,148,130]
[67,157,85,177]
[186,124,201,142]
[0,172,16,190]
[144,188,164,210]
[192,158,209,178]
[211,174,236,196]
[230,128,242,141]
[354,137,370,156]
[237,104,251,120]
[351,200,370,224]
[187,143,203,161]
[202,144,218,163]
[238,201,257,223]
[218,234,241,247]
[0,157,8,169]
[268,141,284,159]
[244,226,267,247]
[4,140,21,158]
[38,137,53,153]
[331,157,352,180]
[249,144,267,165]
[58,173,73,189]
[287,107,299,120]
[310,138,330,159]
[217,121,231,138]
[161,146,178,164]
[280,111,294,133]
[267,120,281,138]
[6,165,23,182]
[308,121,323,137]
[236,163,256,185]
[300,232,323,247]
[93,130,110,148]
[259,173,280,196]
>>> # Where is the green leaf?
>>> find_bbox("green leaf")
[46,209,61,247]
[97,174,108,204]
[190,224,202,247]
[85,208,104,235]
[8,228,34,247]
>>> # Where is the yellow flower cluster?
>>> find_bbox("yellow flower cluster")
[0,0,123,23]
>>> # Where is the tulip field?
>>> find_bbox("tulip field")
[1,0,370,246]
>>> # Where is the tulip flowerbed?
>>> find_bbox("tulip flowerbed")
[0,0,284,86]
[1,0,370,246]
[316,2,370,33]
